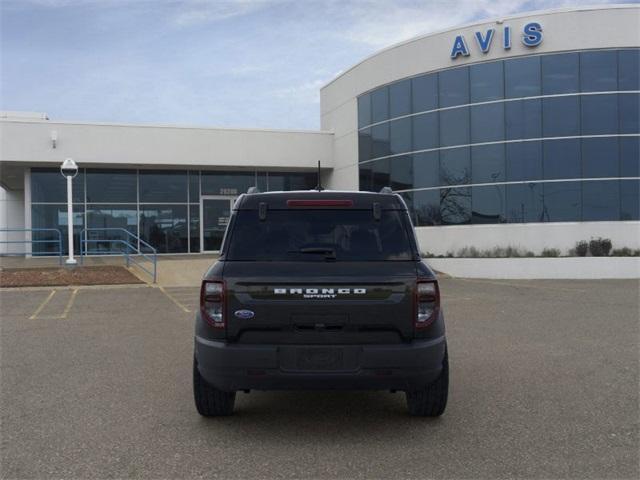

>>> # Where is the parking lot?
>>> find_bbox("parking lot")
[1,278,638,479]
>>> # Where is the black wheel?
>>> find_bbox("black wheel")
[193,358,236,416]
[405,347,449,417]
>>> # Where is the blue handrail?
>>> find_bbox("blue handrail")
[79,228,157,283]
[0,228,63,265]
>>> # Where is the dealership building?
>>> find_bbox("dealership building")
[1,5,638,256]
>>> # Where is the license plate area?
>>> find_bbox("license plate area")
[279,346,360,372]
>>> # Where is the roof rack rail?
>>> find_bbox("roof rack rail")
[247,186,261,194]
[379,187,393,194]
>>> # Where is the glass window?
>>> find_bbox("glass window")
[389,117,412,155]
[506,183,544,223]
[440,148,470,186]
[139,205,188,253]
[439,107,469,147]
[470,61,504,102]
[620,180,640,220]
[439,67,469,108]
[581,50,617,92]
[582,137,619,178]
[619,49,640,91]
[86,169,136,203]
[389,79,411,118]
[506,142,543,181]
[412,152,440,189]
[505,98,542,140]
[85,205,138,254]
[372,158,390,192]
[543,182,581,222]
[472,144,505,184]
[267,172,315,191]
[412,112,438,151]
[371,123,390,159]
[413,189,441,226]
[31,204,84,255]
[505,56,541,98]
[619,93,639,134]
[541,53,579,95]
[582,180,619,221]
[390,155,413,191]
[399,191,415,224]
[358,94,372,128]
[470,103,504,143]
[472,185,505,224]
[620,137,640,177]
[543,139,581,180]
[256,172,268,192]
[189,204,200,253]
[412,74,438,113]
[202,171,255,195]
[581,94,618,135]
[359,163,373,191]
[31,168,84,203]
[542,96,580,137]
[359,128,372,162]
[139,170,187,203]
[440,187,471,225]
[371,87,389,123]
[189,171,200,202]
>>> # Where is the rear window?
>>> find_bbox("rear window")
[225,209,415,261]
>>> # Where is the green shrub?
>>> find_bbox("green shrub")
[422,251,435,258]
[541,248,561,257]
[589,237,612,257]
[574,241,589,257]
[611,247,640,257]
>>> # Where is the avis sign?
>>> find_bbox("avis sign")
[450,22,543,59]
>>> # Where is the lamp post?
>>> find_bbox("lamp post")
[60,158,78,265]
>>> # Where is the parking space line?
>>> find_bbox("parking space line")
[60,289,79,319]
[158,286,191,313]
[29,290,56,319]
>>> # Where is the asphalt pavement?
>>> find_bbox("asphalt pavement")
[1,278,638,479]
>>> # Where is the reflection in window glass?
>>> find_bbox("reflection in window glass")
[267,173,315,191]
[470,103,504,143]
[202,171,255,195]
[470,61,504,102]
[506,142,543,182]
[389,79,411,118]
[543,139,581,180]
[31,204,84,255]
[505,99,542,140]
[440,148,470,186]
[86,205,138,254]
[541,53,579,94]
[472,144,505,184]
[581,94,618,135]
[619,93,640,134]
[412,152,440,189]
[359,128,372,162]
[371,87,389,123]
[139,205,188,253]
[439,107,469,147]
[618,49,640,91]
[620,137,640,177]
[86,169,136,203]
[439,67,469,107]
[542,96,580,137]
[359,163,373,191]
[371,123,390,159]
[358,94,372,128]
[390,155,413,191]
[580,50,617,92]
[139,170,187,203]
[389,117,412,155]
[543,182,581,222]
[472,185,505,224]
[189,171,200,202]
[372,158,390,192]
[31,168,85,203]
[189,204,200,253]
[505,56,541,98]
[414,189,441,226]
[440,187,471,225]
[582,180,619,221]
[506,183,543,223]
[620,180,640,220]
[412,74,438,113]
[412,112,438,151]
[582,137,619,178]
[399,192,415,224]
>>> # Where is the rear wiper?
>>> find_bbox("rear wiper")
[290,247,337,259]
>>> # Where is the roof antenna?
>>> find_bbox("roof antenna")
[315,160,324,191]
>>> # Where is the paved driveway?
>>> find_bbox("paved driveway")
[1,279,638,479]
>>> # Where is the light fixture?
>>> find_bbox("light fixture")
[51,130,58,149]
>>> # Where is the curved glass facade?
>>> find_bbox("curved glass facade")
[357,49,640,226]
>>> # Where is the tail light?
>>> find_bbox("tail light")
[200,280,225,329]
[415,279,440,328]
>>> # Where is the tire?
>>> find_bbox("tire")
[193,357,236,416]
[405,347,449,417]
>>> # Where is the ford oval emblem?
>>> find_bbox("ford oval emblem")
[234,309,255,319]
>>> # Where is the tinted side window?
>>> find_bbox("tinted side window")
[439,67,469,107]
[505,56,541,98]
[541,53,579,95]
[581,51,617,92]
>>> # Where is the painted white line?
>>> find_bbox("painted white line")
[29,290,56,320]
[159,286,191,313]
[60,289,79,319]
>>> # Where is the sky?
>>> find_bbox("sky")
[0,0,631,130]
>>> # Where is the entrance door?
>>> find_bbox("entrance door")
[200,196,234,253]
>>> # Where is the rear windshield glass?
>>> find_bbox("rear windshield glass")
[225,209,415,261]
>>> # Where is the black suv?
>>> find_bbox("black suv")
[193,190,448,416]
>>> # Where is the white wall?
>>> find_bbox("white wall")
[0,186,25,254]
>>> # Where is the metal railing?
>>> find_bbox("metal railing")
[79,228,157,283]
[0,228,64,265]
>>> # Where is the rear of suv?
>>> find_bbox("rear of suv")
[193,190,448,416]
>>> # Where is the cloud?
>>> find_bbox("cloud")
[170,0,280,27]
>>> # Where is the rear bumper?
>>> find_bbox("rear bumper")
[194,335,446,392]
